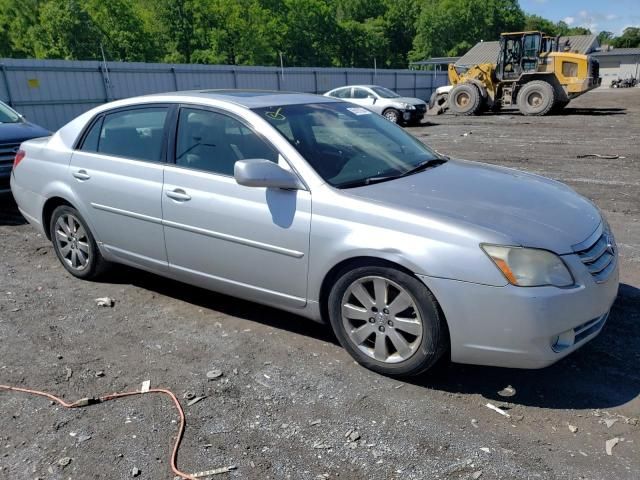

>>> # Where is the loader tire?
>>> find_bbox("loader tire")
[449,84,482,115]
[518,81,555,116]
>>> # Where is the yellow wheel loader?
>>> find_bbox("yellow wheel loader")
[428,31,601,116]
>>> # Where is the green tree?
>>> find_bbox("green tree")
[153,0,211,63]
[0,0,43,58]
[32,0,102,60]
[597,31,614,46]
[524,14,559,35]
[280,0,339,67]
[382,0,420,67]
[197,0,284,65]
[411,0,525,61]
[612,27,640,48]
[85,0,160,61]
[337,17,389,67]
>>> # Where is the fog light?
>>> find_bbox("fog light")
[552,329,576,352]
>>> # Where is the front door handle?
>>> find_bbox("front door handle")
[165,188,191,202]
[72,169,91,181]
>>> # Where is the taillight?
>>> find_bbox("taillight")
[13,149,25,169]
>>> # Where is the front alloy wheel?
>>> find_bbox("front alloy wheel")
[342,276,423,363]
[383,108,400,123]
[328,265,447,376]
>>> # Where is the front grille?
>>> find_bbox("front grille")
[415,104,427,113]
[0,142,20,167]
[575,229,616,283]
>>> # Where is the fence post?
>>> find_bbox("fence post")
[232,69,238,88]
[413,72,417,98]
[170,67,179,91]
[394,71,398,92]
[0,64,13,107]
[314,70,318,94]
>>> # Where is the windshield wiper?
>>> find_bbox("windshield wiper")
[399,157,447,178]
[338,157,448,189]
[337,175,400,189]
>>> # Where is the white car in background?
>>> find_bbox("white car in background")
[324,85,427,125]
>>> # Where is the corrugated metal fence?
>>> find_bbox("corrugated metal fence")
[0,58,448,130]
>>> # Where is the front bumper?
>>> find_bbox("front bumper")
[417,251,619,369]
[402,106,427,123]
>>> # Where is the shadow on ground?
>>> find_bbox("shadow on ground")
[558,107,627,116]
[0,194,27,226]
[117,263,640,412]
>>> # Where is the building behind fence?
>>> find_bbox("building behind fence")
[0,58,449,130]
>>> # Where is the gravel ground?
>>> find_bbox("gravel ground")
[1,88,639,480]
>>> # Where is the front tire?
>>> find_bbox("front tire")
[517,80,555,116]
[50,205,108,280]
[328,265,447,376]
[382,108,400,124]
[449,84,482,115]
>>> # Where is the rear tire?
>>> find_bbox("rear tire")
[328,265,447,376]
[50,205,108,280]
[517,81,555,116]
[449,84,482,115]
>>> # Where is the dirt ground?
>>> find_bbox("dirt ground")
[1,88,639,480]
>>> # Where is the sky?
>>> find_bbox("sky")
[519,0,640,35]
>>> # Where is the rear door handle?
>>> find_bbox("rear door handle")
[165,188,191,202]
[72,169,91,181]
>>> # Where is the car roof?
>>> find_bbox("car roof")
[144,89,339,108]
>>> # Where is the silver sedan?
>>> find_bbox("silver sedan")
[324,85,427,125]
[10,90,618,376]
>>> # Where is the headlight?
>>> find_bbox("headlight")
[400,103,416,110]
[481,245,574,287]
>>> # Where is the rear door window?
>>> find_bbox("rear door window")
[82,107,169,162]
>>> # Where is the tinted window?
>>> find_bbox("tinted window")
[330,88,351,99]
[370,86,400,98]
[352,88,370,99]
[175,108,278,175]
[80,117,103,152]
[0,102,21,123]
[88,108,168,162]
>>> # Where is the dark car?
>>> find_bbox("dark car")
[0,101,50,193]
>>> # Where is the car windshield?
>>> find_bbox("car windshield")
[254,102,443,188]
[0,102,22,123]
[370,87,401,98]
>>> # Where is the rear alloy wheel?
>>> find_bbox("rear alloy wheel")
[328,266,447,376]
[518,80,555,116]
[50,205,108,279]
[382,108,400,124]
[449,84,482,115]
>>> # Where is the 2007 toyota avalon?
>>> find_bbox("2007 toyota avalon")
[10,90,619,376]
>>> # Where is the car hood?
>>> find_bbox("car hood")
[387,97,426,106]
[344,159,600,254]
[0,121,51,144]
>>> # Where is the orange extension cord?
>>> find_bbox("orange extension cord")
[0,384,197,480]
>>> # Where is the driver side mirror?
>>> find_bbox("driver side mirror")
[234,159,304,190]
[367,94,377,104]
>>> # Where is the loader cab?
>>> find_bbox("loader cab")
[496,32,544,81]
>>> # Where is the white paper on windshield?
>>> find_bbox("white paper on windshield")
[346,107,372,115]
